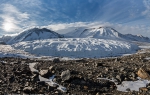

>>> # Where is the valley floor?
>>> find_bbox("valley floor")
[1,48,150,94]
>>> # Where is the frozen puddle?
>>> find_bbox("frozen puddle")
[29,63,67,92]
[97,77,150,92]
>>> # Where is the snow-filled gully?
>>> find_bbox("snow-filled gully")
[29,63,67,92]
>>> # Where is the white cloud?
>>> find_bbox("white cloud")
[142,0,150,17]
[13,0,42,7]
[0,4,30,32]
[2,19,149,38]
[42,22,150,37]
[45,22,110,31]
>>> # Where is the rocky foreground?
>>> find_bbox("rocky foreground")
[1,50,150,95]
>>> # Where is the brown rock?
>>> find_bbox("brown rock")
[23,87,34,93]
[61,70,70,81]
[84,86,88,89]
[49,66,54,71]
[39,69,48,77]
[137,67,150,80]
[139,87,148,92]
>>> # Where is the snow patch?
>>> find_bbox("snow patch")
[0,45,35,58]
[29,63,39,72]
[117,78,150,92]
[98,77,150,92]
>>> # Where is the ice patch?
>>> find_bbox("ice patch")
[145,57,150,60]
[98,77,150,92]
[117,79,150,92]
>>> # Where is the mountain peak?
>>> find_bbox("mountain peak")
[66,27,120,39]
[8,28,64,44]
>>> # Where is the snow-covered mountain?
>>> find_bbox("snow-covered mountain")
[7,27,150,45]
[119,34,150,42]
[3,26,149,58]
[66,27,120,39]
[8,28,64,44]
[65,27,150,42]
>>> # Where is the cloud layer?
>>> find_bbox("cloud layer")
[0,4,29,32]
[43,22,150,37]
[0,0,150,37]
[143,0,150,17]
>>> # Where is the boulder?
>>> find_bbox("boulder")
[53,58,60,63]
[39,69,49,77]
[61,70,70,81]
[137,67,150,80]
[23,87,34,93]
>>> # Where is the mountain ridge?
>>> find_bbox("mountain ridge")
[65,27,150,42]
[4,27,150,44]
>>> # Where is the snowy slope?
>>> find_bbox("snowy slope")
[8,28,64,44]
[65,27,150,42]
[0,35,12,43]
[0,45,35,58]
[12,38,139,58]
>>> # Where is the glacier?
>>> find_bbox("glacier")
[12,38,139,58]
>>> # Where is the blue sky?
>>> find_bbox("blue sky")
[0,0,150,37]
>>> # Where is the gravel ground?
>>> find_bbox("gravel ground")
[1,49,150,94]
